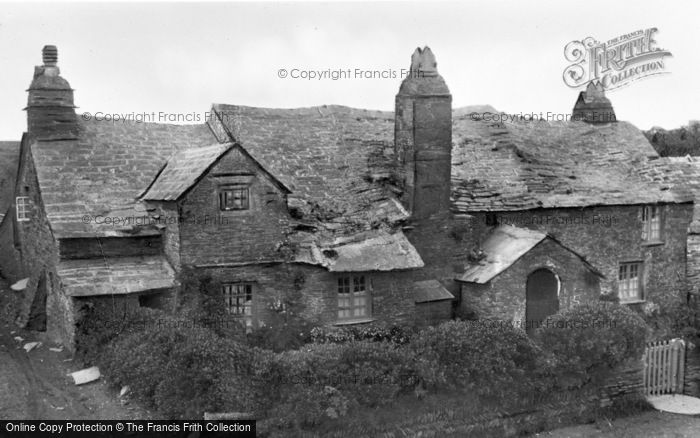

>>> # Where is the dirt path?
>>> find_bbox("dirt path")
[0,281,152,420]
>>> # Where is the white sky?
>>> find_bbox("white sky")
[1,1,700,140]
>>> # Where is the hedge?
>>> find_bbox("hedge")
[410,320,543,398]
[101,311,264,419]
[259,340,420,432]
[535,301,648,388]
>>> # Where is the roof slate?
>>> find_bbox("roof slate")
[57,255,176,297]
[451,109,692,212]
[414,279,455,303]
[459,225,603,283]
[459,225,547,283]
[141,143,234,201]
[29,104,690,241]
[31,119,218,238]
[294,230,424,272]
[209,104,404,235]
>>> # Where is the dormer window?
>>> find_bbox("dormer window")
[641,205,661,242]
[16,197,29,222]
[219,186,249,211]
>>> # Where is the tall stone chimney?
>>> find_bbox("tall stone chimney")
[394,47,452,220]
[26,45,79,139]
[572,81,616,124]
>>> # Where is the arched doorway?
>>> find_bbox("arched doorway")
[526,268,559,335]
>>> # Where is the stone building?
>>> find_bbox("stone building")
[450,93,694,320]
[0,45,694,348]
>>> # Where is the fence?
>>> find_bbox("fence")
[643,338,685,396]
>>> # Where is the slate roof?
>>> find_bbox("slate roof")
[459,225,602,283]
[451,108,692,213]
[208,104,406,234]
[57,255,176,297]
[30,104,689,244]
[30,119,218,238]
[293,229,424,272]
[141,143,234,201]
[459,226,548,283]
[413,279,455,303]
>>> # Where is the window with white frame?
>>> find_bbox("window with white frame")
[618,262,643,302]
[16,196,29,222]
[641,205,661,241]
[222,282,254,328]
[337,275,371,320]
[219,186,249,211]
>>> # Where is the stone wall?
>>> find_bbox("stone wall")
[468,203,693,306]
[14,139,63,341]
[404,213,471,301]
[600,359,645,405]
[193,263,416,329]
[460,238,601,323]
[684,345,700,397]
[0,215,23,281]
[686,233,700,296]
[159,202,181,271]
[178,147,290,266]
[58,235,162,259]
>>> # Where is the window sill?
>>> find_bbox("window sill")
[641,240,664,247]
[620,299,646,305]
[334,318,376,326]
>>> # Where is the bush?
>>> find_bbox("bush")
[310,323,412,345]
[641,298,699,341]
[536,301,648,388]
[410,320,542,397]
[74,302,163,365]
[102,311,262,419]
[246,318,315,352]
[262,340,419,431]
[176,267,247,340]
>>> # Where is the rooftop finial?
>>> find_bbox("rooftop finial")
[572,80,616,124]
[409,46,438,77]
[42,45,58,66]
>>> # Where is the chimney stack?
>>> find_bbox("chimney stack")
[572,82,616,124]
[26,45,78,139]
[394,47,452,220]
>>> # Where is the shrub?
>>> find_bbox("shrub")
[102,311,262,419]
[246,288,317,352]
[410,320,542,397]
[153,333,260,419]
[641,298,699,341]
[536,301,648,388]
[176,266,247,339]
[246,318,315,352]
[74,301,163,365]
[262,340,419,430]
[310,323,412,345]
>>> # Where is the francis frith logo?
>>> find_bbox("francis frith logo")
[563,28,672,91]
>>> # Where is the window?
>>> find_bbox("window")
[219,187,249,211]
[618,262,643,302]
[16,196,29,222]
[337,275,371,321]
[222,283,254,327]
[641,206,661,241]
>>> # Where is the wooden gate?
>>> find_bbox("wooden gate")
[643,338,685,396]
